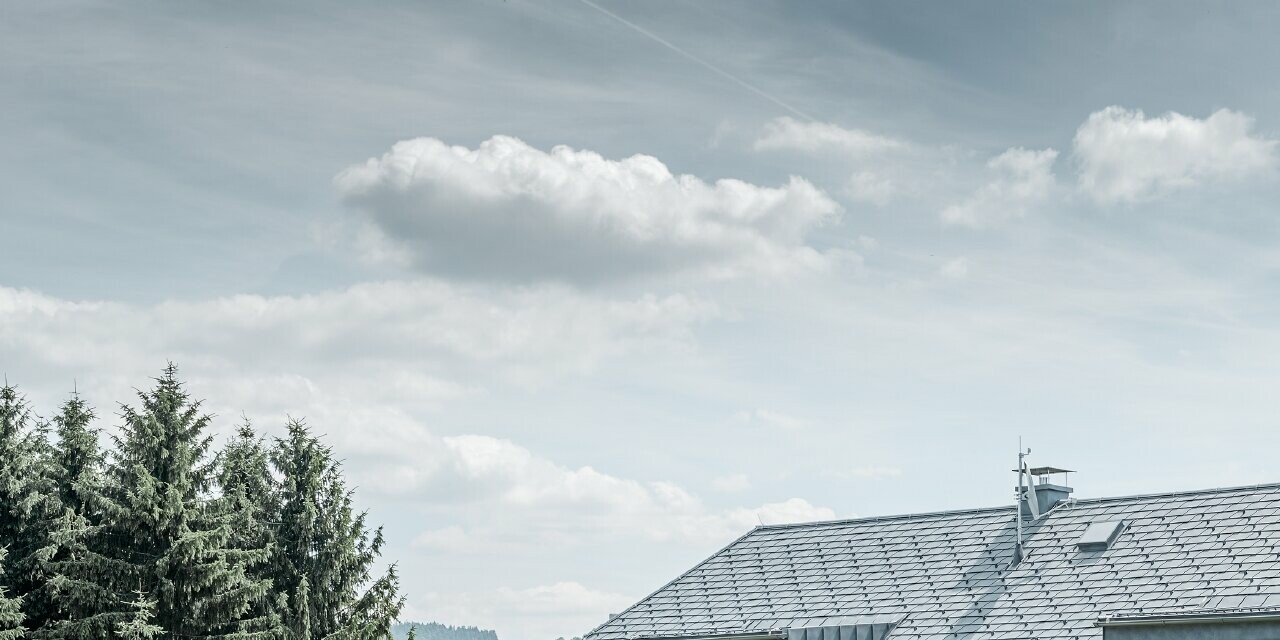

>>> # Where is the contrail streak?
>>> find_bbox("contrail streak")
[577,0,815,121]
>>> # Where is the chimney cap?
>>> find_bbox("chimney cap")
[1011,466,1074,476]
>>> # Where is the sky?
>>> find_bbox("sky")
[7,1,1280,638]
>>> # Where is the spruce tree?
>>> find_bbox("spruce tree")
[271,420,402,639]
[90,365,274,639]
[36,393,113,639]
[215,421,283,638]
[0,383,56,632]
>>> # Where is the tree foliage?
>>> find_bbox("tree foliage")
[37,394,112,639]
[0,384,57,632]
[0,548,24,640]
[272,420,403,640]
[217,420,284,639]
[0,366,402,639]
[86,364,273,638]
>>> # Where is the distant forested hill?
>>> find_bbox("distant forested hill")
[393,621,501,640]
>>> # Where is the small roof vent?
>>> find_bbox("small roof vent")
[1077,520,1126,551]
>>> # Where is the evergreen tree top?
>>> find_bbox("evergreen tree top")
[0,383,34,444]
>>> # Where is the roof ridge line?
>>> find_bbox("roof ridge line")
[755,480,1280,532]
[754,504,1013,531]
[1070,480,1280,505]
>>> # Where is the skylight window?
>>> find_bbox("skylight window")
[1077,520,1126,551]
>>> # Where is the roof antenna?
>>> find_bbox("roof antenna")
[1011,440,1031,568]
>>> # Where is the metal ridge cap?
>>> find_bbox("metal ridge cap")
[761,479,1280,532]
[1072,480,1280,507]
[754,504,1014,531]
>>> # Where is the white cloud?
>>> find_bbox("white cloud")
[0,282,727,519]
[417,581,633,640]
[336,135,841,283]
[754,117,906,156]
[0,282,716,393]
[711,473,751,493]
[751,119,965,208]
[733,497,836,526]
[940,257,970,279]
[941,147,1058,227]
[846,171,897,206]
[1,275,833,611]
[0,281,722,512]
[1073,106,1277,203]
[392,433,833,545]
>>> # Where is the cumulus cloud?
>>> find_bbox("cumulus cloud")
[0,282,828,536]
[0,281,715,395]
[941,147,1058,227]
[390,433,833,544]
[752,119,955,207]
[336,135,841,283]
[754,117,907,156]
[736,497,837,526]
[1073,106,1277,203]
[0,280,722,500]
[417,581,633,640]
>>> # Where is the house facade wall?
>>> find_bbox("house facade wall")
[1103,620,1280,640]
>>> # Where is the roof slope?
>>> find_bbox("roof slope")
[586,483,1280,640]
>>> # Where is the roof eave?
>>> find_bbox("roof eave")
[593,631,782,640]
[1098,610,1280,627]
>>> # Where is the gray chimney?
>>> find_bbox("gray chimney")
[1018,466,1074,519]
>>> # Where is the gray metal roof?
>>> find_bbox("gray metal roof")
[585,483,1280,640]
